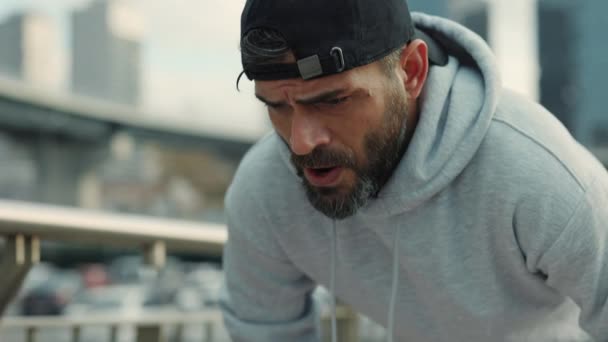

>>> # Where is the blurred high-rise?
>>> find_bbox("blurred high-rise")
[409,0,487,39]
[23,13,67,89]
[0,14,24,78]
[576,1,608,146]
[526,0,607,146]
[0,12,67,88]
[71,0,142,106]
[409,0,449,17]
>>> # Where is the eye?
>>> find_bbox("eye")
[266,103,292,115]
[324,96,350,106]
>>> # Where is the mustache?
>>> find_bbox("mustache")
[291,147,356,170]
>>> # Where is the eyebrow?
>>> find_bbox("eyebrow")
[255,89,347,107]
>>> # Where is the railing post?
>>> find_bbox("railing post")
[0,234,40,315]
[110,325,118,342]
[203,321,214,342]
[136,324,164,342]
[173,324,184,342]
[26,326,36,342]
[337,305,359,342]
[71,325,81,342]
[143,241,166,269]
[321,304,359,342]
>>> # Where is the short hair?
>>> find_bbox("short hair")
[241,28,404,79]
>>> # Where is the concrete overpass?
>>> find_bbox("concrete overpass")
[0,77,253,207]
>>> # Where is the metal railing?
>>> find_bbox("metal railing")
[0,199,226,316]
[1,311,224,342]
[0,199,358,342]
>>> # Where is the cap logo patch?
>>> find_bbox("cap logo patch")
[297,55,323,80]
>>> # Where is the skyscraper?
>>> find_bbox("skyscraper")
[23,13,67,89]
[408,0,488,40]
[538,0,577,133]
[0,14,24,78]
[71,0,142,106]
[408,0,450,17]
[538,0,608,146]
[575,0,608,146]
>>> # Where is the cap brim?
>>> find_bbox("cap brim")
[414,27,448,66]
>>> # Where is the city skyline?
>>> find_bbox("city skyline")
[0,0,266,142]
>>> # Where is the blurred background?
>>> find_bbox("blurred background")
[0,0,605,341]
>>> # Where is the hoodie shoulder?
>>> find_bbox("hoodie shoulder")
[469,89,604,247]
[479,90,608,273]
[489,89,604,191]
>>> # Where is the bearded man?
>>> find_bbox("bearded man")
[219,0,608,341]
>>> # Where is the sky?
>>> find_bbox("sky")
[0,0,268,142]
[139,0,267,141]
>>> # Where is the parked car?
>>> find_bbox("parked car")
[175,263,223,311]
[19,265,82,316]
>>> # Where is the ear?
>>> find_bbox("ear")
[398,39,429,99]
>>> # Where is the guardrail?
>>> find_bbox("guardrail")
[0,199,226,317]
[1,311,224,342]
[0,199,359,342]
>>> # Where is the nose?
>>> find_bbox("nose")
[289,111,330,156]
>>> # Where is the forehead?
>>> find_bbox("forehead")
[255,62,384,99]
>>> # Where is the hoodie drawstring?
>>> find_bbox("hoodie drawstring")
[386,226,401,342]
[330,221,338,342]
[330,221,401,342]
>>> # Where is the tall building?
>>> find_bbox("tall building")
[71,0,142,106]
[406,0,487,40]
[408,0,450,17]
[23,13,68,89]
[538,0,608,146]
[574,0,608,146]
[453,1,489,42]
[0,14,24,78]
[537,0,577,133]
[0,13,67,88]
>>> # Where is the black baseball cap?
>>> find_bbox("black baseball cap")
[240,0,448,81]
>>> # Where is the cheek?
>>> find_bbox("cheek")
[331,103,384,151]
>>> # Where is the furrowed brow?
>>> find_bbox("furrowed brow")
[295,89,346,105]
[255,94,287,107]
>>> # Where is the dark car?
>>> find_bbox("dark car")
[21,285,65,316]
[20,267,82,316]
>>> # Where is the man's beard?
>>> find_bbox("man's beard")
[291,83,409,220]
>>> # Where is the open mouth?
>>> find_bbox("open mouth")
[304,166,343,187]
[309,167,336,176]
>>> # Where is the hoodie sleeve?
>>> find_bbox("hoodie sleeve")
[219,183,320,342]
[534,177,608,340]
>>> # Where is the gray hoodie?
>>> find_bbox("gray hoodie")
[220,13,608,342]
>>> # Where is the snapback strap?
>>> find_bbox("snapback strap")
[245,47,345,81]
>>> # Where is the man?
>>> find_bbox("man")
[220,0,608,341]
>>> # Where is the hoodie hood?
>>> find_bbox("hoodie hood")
[278,12,502,218]
[366,12,502,216]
